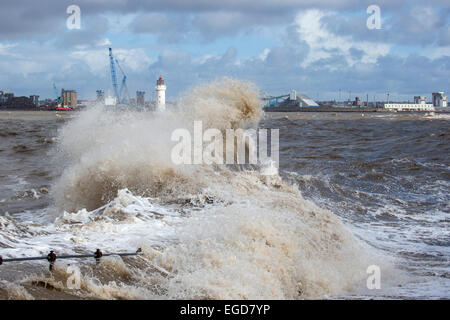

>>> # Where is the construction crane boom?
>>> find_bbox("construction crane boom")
[109,48,120,102]
[115,58,129,104]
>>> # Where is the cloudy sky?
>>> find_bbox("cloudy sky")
[0,0,448,101]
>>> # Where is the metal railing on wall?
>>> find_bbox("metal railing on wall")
[0,248,142,271]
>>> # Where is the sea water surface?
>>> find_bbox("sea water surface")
[0,80,449,299]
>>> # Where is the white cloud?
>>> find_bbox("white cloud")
[193,54,220,65]
[70,48,155,74]
[259,48,270,61]
[294,10,390,68]
[105,13,139,33]
[114,48,155,72]
[97,38,112,47]
[0,42,17,56]
[0,42,47,76]
[422,46,450,60]
[70,50,109,74]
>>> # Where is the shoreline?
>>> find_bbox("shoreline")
[0,109,77,112]
[0,109,76,120]
[263,107,450,113]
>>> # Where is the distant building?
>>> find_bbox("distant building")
[96,90,105,104]
[414,96,426,104]
[384,103,434,111]
[352,97,363,107]
[0,91,5,106]
[6,96,35,109]
[136,91,145,107]
[43,98,53,105]
[385,95,434,111]
[432,92,447,107]
[105,95,117,106]
[2,93,14,105]
[61,89,77,108]
[29,95,39,107]
[278,90,319,108]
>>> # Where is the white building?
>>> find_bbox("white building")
[104,89,117,106]
[105,95,117,106]
[384,103,435,111]
[385,95,433,111]
[432,92,447,107]
[156,76,166,111]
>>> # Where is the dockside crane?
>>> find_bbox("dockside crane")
[53,82,62,107]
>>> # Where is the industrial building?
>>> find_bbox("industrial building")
[61,89,77,108]
[282,90,319,107]
[263,90,319,108]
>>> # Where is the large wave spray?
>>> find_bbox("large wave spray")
[52,78,261,211]
[0,78,384,299]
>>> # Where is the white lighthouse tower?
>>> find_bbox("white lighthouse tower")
[155,76,166,111]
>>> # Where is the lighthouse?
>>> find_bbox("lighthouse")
[155,76,166,111]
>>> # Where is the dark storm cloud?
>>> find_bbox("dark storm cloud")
[0,0,67,39]
[54,15,110,48]
[1,0,445,41]
[131,13,190,43]
[131,10,292,43]
[321,4,450,46]
[71,0,401,15]
[190,11,291,41]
